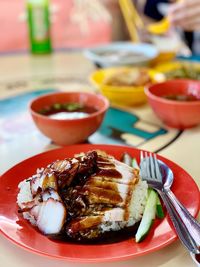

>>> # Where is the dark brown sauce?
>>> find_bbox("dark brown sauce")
[97,156,112,163]
[97,162,115,168]
[86,179,119,192]
[83,185,123,204]
[97,168,122,179]
[163,94,200,101]
[47,222,140,244]
[42,173,57,190]
[195,253,200,263]
[68,216,103,234]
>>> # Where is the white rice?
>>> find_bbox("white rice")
[17,179,32,208]
[128,179,148,221]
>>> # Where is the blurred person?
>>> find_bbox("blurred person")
[143,0,169,21]
[70,0,111,35]
[168,0,200,51]
[142,0,195,51]
[169,0,200,32]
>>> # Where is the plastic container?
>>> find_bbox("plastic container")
[27,0,52,54]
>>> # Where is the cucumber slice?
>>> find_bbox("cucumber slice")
[135,189,157,243]
[156,193,165,219]
[147,190,164,219]
[147,188,152,196]
[132,157,139,169]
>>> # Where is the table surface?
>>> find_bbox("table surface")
[0,51,199,267]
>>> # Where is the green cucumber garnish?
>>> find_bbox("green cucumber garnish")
[135,189,157,243]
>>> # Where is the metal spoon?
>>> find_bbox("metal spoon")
[140,153,200,254]
[159,160,200,248]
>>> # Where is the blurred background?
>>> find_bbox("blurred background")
[1,0,199,54]
[0,0,113,52]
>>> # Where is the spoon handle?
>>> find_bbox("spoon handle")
[159,191,199,254]
[164,189,200,247]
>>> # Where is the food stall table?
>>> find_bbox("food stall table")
[0,51,199,267]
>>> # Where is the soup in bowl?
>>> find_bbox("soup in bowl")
[145,79,200,129]
[30,91,109,145]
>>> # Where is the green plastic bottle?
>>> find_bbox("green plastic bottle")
[27,0,52,54]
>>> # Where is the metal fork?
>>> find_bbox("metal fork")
[140,151,200,254]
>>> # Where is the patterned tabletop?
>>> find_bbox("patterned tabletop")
[0,51,199,267]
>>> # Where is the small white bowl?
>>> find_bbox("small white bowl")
[84,42,158,68]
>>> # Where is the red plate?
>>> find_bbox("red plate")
[0,144,199,262]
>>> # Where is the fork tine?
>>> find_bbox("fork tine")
[153,154,162,181]
[140,151,164,191]
[140,151,144,162]
[145,152,151,178]
[140,151,148,180]
[139,151,144,178]
[149,153,156,179]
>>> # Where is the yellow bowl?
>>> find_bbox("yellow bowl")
[90,67,164,106]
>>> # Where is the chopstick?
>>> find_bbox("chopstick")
[118,0,144,42]
[126,0,144,29]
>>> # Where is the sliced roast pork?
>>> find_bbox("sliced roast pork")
[17,150,147,241]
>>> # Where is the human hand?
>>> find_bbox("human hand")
[168,0,200,31]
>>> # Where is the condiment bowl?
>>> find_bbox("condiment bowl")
[30,91,109,145]
[145,79,200,129]
[90,67,164,106]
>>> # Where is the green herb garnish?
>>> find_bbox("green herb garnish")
[166,65,200,80]
[53,103,62,110]
[63,103,83,111]
[38,102,84,115]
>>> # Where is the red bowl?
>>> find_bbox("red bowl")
[30,91,109,145]
[145,79,200,129]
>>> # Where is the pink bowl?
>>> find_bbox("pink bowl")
[30,91,109,145]
[145,79,200,129]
